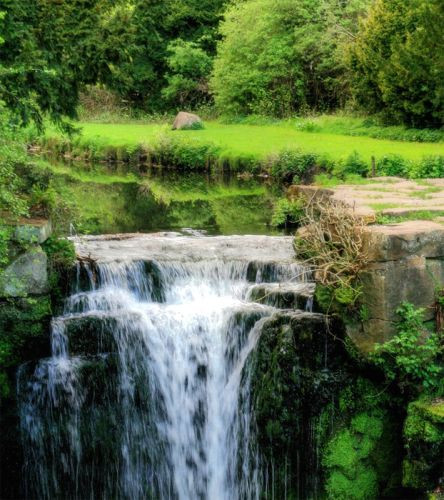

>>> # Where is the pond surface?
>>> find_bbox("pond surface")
[48,160,284,236]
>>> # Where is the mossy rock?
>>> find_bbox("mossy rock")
[324,410,401,499]
[403,398,444,491]
[64,315,119,356]
[250,311,350,498]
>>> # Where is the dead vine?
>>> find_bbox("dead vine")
[295,196,369,297]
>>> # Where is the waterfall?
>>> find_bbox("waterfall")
[18,245,310,500]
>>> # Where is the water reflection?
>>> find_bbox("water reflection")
[49,161,283,236]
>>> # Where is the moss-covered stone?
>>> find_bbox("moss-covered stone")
[64,316,118,356]
[0,296,52,397]
[403,399,444,492]
[250,310,407,499]
[251,311,350,498]
[324,409,401,500]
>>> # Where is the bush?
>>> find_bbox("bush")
[153,135,220,170]
[410,156,444,179]
[336,152,369,178]
[271,198,304,228]
[376,155,411,177]
[370,302,443,394]
[266,149,320,183]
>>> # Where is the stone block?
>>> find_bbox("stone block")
[13,218,52,244]
[360,256,443,323]
[0,246,48,297]
[363,221,444,262]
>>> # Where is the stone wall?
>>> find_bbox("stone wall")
[348,221,444,352]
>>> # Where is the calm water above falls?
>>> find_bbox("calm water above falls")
[18,235,309,499]
[46,161,283,236]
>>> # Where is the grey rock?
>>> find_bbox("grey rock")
[14,219,52,244]
[0,246,48,297]
[172,111,203,130]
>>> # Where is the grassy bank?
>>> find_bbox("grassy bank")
[38,118,444,179]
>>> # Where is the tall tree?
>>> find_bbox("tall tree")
[0,0,114,127]
[211,0,370,117]
[101,0,227,110]
[349,0,444,127]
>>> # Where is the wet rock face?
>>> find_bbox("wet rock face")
[249,311,405,499]
[350,222,444,351]
[403,399,444,492]
[250,311,350,499]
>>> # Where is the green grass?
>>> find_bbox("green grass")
[375,211,444,224]
[71,121,444,164]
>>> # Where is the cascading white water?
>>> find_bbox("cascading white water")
[18,252,308,500]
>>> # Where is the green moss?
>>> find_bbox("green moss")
[326,465,378,500]
[0,296,51,400]
[403,399,444,491]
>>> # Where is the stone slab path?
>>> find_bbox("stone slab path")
[290,177,444,220]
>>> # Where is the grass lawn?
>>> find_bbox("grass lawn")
[75,121,444,163]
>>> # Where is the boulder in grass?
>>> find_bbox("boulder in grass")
[172,111,203,130]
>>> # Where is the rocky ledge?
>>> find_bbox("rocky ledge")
[72,233,297,264]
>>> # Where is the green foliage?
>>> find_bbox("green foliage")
[0,0,111,128]
[153,135,220,170]
[402,399,444,490]
[0,297,51,400]
[314,282,363,314]
[335,151,369,178]
[411,156,444,179]
[348,0,444,128]
[266,149,320,183]
[376,155,410,177]
[211,0,371,116]
[101,0,226,111]
[370,302,444,393]
[271,198,304,228]
[162,40,212,109]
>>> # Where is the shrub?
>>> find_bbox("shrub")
[271,198,304,228]
[295,197,368,312]
[370,302,443,394]
[266,149,319,183]
[153,135,220,170]
[410,156,444,179]
[376,155,410,177]
[336,152,369,178]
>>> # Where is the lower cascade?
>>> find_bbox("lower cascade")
[18,235,313,500]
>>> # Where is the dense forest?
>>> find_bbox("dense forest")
[1,0,443,127]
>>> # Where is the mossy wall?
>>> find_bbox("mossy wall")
[250,311,407,499]
[403,399,444,493]
[0,235,75,499]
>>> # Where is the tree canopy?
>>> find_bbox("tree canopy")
[348,0,444,127]
[211,0,370,117]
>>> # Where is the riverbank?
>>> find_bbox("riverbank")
[37,118,444,179]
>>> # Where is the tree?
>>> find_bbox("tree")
[101,0,226,110]
[162,40,212,109]
[211,0,370,117]
[348,0,444,128]
[0,0,112,127]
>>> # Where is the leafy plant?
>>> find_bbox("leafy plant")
[266,149,319,183]
[376,155,410,177]
[271,198,304,228]
[370,302,443,393]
